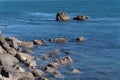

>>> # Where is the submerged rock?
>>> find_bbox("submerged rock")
[71,68,80,74]
[49,38,67,43]
[33,40,45,45]
[21,41,34,48]
[56,12,70,21]
[55,56,73,64]
[73,15,89,21]
[76,37,85,42]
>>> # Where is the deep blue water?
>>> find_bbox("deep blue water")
[0,0,120,80]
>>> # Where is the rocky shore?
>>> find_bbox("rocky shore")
[0,31,83,80]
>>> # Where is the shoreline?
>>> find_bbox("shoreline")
[0,31,81,80]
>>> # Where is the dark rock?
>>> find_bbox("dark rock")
[73,15,89,21]
[56,12,70,21]
[38,77,49,80]
[49,38,67,43]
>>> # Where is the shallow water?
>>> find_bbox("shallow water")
[0,0,120,80]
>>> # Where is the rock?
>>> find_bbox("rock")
[22,49,32,53]
[0,66,34,80]
[55,56,73,64]
[12,64,25,72]
[42,56,49,60]
[50,49,60,55]
[49,38,67,43]
[15,52,32,62]
[0,54,19,67]
[38,77,49,80]
[56,12,70,21]
[76,37,85,42]
[15,52,36,69]
[33,40,45,45]
[32,69,44,77]
[71,68,80,74]
[73,15,89,21]
[21,41,34,48]
[48,62,59,68]
[0,46,6,54]
[44,66,56,73]
[0,31,2,40]
[51,71,62,78]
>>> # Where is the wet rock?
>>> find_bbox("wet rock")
[73,15,89,21]
[33,40,45,45]
[12,64,25,72]
[48,62,59,68]
[32,69,44,77]
[15,52,36,69]
[49,38,67,43]
[42,56,49,60]
[21,41,34,48]
[0,54,19,67]
[38,77,49,80]
[50,49,60,55]
[45,66,56,73]
[22,49,32,53]
[76,37,85,42]
[55,56,73,64]
[51,71,62,78]
[71,68,80,74]
[56,12,70,21]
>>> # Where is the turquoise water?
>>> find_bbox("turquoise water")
[0,0,120,80]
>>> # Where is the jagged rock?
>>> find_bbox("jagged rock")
[76,37,85,42]
[71,68,80,74]
[0,54,19,67]
[12,64,25,72]
[49,38,67,43]
[48,62,59,68]
[32,69,44,77]
[73,15,89,21]
[55,56,73,64]
[21,41,34,48]
[56,12,70,21]
[0,46,6,54]
[33,40,45,45]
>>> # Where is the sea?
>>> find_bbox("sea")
[0,0,120,80]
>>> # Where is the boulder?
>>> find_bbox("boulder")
[71,68,80,74]
[0,66,34,80]
[76,37,85,42]
[49,38,67,43]
[0,46,6,54]
[15,52,36,69]
[38,77,49,80]
[73,15,89,21]
[0,54,19,67]
[56,12,70,21]
[21,41,34,48]
[32,69,44,77]
[55,56,73,64]
[33,40,45,45]
[22,49,32,53]
[51,71,62,78]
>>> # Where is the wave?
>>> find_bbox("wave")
[29,12,55,17]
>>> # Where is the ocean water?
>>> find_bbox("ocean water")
[0,0,120,80]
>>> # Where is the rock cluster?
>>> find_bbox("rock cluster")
[56,11,89,21]
[0,31,83,80]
